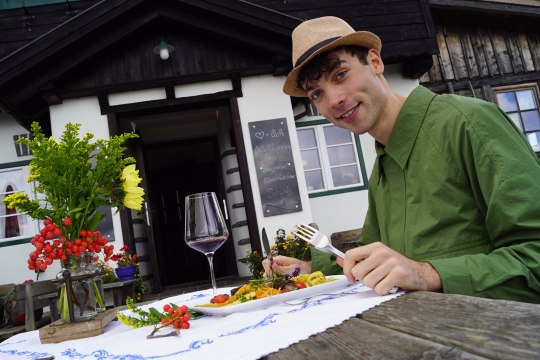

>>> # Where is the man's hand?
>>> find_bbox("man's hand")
[262,255,312,276]
[337,242,442,295]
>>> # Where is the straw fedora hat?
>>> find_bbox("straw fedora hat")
[283,16,381,97]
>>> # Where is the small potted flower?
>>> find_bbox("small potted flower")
[244,226,311,279]
[95,260,117,284]
[110,245,139,280]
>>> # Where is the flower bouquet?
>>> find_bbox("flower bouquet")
[3,122,144,321]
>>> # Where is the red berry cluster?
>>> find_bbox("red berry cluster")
[28,218,114,272]
[160,304,191,330]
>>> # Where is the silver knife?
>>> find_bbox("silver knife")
[261,227,273,266]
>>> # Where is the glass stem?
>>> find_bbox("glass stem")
[206,253,217,296]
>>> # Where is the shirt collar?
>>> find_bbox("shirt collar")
[376,86,437,169]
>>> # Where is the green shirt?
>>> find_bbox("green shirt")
[312,86,540,303]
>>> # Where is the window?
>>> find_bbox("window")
[494,84,540,152]
[0,164,116,245]
[0,165,39,243]
[296,120,367,197]
[13,133,32,157]
[95,205,116,243]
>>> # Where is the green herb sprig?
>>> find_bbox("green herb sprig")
[117,297,203,336]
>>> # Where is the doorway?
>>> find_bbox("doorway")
[145,137,237,288]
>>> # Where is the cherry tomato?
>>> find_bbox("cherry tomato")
[294,282,307,289]
[211,294,229,304]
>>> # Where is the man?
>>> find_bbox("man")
[264,16,540,303]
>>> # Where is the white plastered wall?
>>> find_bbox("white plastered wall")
[237,75,314,246]
[0,115,37,284]
[0,114,33,164]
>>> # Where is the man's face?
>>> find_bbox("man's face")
[303,49,386,136]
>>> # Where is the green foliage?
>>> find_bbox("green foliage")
[245,226,312,279]
[96,261,117,284]
[3,122,138,239]
[117,297,163,328]
[245,249,265,279]
[117,297,202,330]
[273,227,311,261]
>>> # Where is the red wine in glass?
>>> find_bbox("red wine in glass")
[186,236,228,254]
[184,192,229,295]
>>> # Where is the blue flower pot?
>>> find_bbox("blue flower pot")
[115,265,137,281]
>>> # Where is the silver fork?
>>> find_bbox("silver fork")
[295,224,399,294]
[294,224,346,259]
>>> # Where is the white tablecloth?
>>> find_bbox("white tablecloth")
[0,281,401,360]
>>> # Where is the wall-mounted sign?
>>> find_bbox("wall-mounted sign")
[248,118,302,217]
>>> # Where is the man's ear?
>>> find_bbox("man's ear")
[367,49,384,75]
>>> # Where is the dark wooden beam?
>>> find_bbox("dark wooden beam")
[423,71,540,93]
[165,86,175,100]
[1,8,159,104]
[98,93,109,109]
[99,89,242,115]
[404,54,434,79]
[56,66,271,101]
[182,0,301,34]
[163,9,290,56]
[40,83,61,106]
[0,0,144,83]
[231,73,242,92]
[229,97,261,255]
[428,0,540,17]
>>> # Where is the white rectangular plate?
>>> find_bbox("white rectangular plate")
[192,275,350,316]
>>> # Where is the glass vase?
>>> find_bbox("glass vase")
[58,253,105,322]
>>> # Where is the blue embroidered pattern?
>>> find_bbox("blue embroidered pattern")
[218,313,280,336]
[58,339,214,359]
[2,284,366,359]
[0,339,52,360]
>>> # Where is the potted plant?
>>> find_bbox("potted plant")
[245,226,312,279]
[110,245,139,280]
[3,122,145,322]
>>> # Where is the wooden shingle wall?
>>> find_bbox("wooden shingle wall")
[419,10,540,100]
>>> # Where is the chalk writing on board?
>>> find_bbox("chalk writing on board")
[249,118,302,217]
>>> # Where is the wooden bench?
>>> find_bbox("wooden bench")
[330,228,362,252]
[0,280,58,340]
[103,279,138,307]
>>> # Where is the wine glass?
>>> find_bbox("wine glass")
[184,192,229,295]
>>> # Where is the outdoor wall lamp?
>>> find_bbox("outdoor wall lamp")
[153,39,175,60]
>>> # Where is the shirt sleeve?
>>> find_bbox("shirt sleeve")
[426,101,540,303]
[310,248,342,275]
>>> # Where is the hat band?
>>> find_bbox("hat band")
[294,36,340,67]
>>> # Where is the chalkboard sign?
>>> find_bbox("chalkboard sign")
[249,118,302,217]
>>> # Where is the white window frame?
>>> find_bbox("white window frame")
[493,83,540,153]
[296,119,368,197]
[0,162,40,245]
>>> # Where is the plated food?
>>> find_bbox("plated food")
[192,272,349,315]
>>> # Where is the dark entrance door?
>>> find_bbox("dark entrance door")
[146,137,236,288]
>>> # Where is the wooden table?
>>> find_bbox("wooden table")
[266,291,540,360]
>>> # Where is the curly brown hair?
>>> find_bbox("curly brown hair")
[297,45,369,93]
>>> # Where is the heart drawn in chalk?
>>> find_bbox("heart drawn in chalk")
[255,132,265,140]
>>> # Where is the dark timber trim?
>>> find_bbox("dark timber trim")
[99,89,242,115]
[428,0,540,17]
[229,97,261,254]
